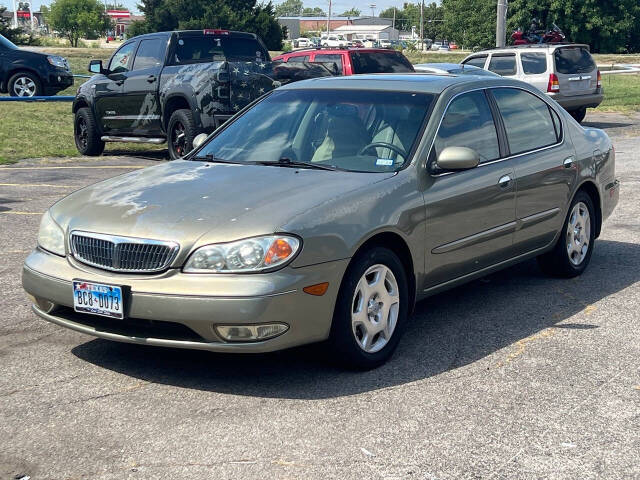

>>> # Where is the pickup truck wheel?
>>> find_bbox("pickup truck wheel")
[168,109,197,160]
[569,108,587,123]
[8,72,42,97]
[74,107,105,156]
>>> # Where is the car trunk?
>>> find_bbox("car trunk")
[554,46,598,97]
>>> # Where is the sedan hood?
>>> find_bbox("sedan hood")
[51,160,392,259]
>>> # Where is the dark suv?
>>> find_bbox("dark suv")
[0,34,73,97]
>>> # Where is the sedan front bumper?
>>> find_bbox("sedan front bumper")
[23,248,348,353]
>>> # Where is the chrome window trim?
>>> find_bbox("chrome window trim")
[427,84,565,178]
[70,230,180,273]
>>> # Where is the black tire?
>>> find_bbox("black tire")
[569,108,587,123]
[8,71,42,97]
[167,109,197,160]
[74,107,105,156]
[537,191,596,278]
[328,247,409,370]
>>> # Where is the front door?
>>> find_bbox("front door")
[119,37,167,136]
[423,90,516,288]
[94,41,137,134]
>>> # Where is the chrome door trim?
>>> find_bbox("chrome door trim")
[431,221,517,254]
[517,208,561,229]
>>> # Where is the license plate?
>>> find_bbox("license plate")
[73,280,124,319]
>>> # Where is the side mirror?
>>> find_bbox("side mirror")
[88,60,104,74]
[192,133,208,150]
[437,146,480,170]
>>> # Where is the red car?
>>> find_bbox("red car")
[272,48,414,76]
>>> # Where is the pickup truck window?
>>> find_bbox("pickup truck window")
[109,42,136,73]
[171,36,268,65]
[133,38,166,70]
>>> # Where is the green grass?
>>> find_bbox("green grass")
[0,47,639,164]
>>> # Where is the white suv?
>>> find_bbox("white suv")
[462,44,603,123]
[321,35,347,48]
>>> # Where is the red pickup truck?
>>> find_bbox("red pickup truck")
[272,47,415,75]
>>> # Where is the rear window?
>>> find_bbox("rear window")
[170,35,268,65]
[463,56,487,68]
[314,54,343,74]
[488,54,517,76]
[521,53,547,74]
[350,51,414,74]
[554,47,596,74]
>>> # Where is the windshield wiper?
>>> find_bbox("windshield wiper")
[256,157,338,171]
[192,154,245,165]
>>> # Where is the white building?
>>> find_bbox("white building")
[333,24,400,42]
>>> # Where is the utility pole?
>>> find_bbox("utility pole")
[12,0,18,28]
[326,0,331,34]
[392,7,395,29]
[496,0,507,47]
[419,0,424,51]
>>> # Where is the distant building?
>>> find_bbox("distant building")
[276,16,395,40]
[106,10,144,37]
[334,24,399,42]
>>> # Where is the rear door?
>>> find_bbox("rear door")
[489,87,576,253]
[518,51,549,92]
[553,46,598,96]
[119,36,168,136]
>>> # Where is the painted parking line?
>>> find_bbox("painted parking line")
[0,211,43,215]
[0,183,76,188]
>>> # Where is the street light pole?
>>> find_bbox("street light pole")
[419,0,424,51]
[326,0,331,34]
[496,0,507,47]
[12,0,18,28]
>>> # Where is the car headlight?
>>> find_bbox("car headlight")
[37,211,65,256]
[184,235,300,273]
[47,55,68,70]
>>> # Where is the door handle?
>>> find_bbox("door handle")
[563,157,574,168]
[498,174,512,187]
[146,75,156,83]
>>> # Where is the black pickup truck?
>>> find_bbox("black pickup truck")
[73,29,333,159]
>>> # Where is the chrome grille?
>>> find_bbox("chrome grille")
[71,231,179,273]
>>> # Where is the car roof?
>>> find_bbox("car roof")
[275,48,398,57]
[278,73,515,94]
[414,63,477,70]
[469,43,590,55]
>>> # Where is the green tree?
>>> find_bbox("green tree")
[379,2,443,40]
[0,5,22,41]
[507,0,640,53]
[274,0,302,17]
[339,8,361,17]
[301,7,325,16]
[441,0,495,49]
[47,0,111,47]
[134,0,285,50]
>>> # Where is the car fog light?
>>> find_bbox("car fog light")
[215,323,289,342]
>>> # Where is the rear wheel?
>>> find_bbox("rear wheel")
[8,72,42,97]
[328,247,408,370]
[74,107,105,156]
[167,109,197,160]
[537,191,595,278]
[569,108,587,123]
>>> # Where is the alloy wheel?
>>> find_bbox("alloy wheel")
[566,201,591,266]
[13,76,37,97]
[76,117,88,149]
[172,121,186,157]
[351,264,400,353]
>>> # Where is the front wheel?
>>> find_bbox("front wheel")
[167,109,197,160]
[537,191,595,277]
[328,247,409,370]
[74,107,105,156]
[8,72,42,97]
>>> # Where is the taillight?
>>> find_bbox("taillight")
[597,70,602,88]
[547,73,560,93]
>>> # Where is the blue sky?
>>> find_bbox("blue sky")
[2,0,407,16]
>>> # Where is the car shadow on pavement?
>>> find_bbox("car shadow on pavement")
[72,239,640,399]
[582,121,633,130]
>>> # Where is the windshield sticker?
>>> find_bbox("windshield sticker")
[376,159,394,166]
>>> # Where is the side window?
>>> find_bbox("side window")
[492,88,559,155]
[133,38,166,70]
[314,54,343,74]
[108,42,136,74]
[520,53,547,74]
[463,56,487,68]
[287,55,309,63]
[434,90,500,164]
[488,54,517,76]
[549,106,563,141]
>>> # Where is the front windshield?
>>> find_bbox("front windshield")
[197,89,434,172]
[0,34,18,50]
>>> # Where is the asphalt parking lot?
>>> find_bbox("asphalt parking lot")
[1,112,639,479]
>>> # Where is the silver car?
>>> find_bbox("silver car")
[23,74,619,369]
